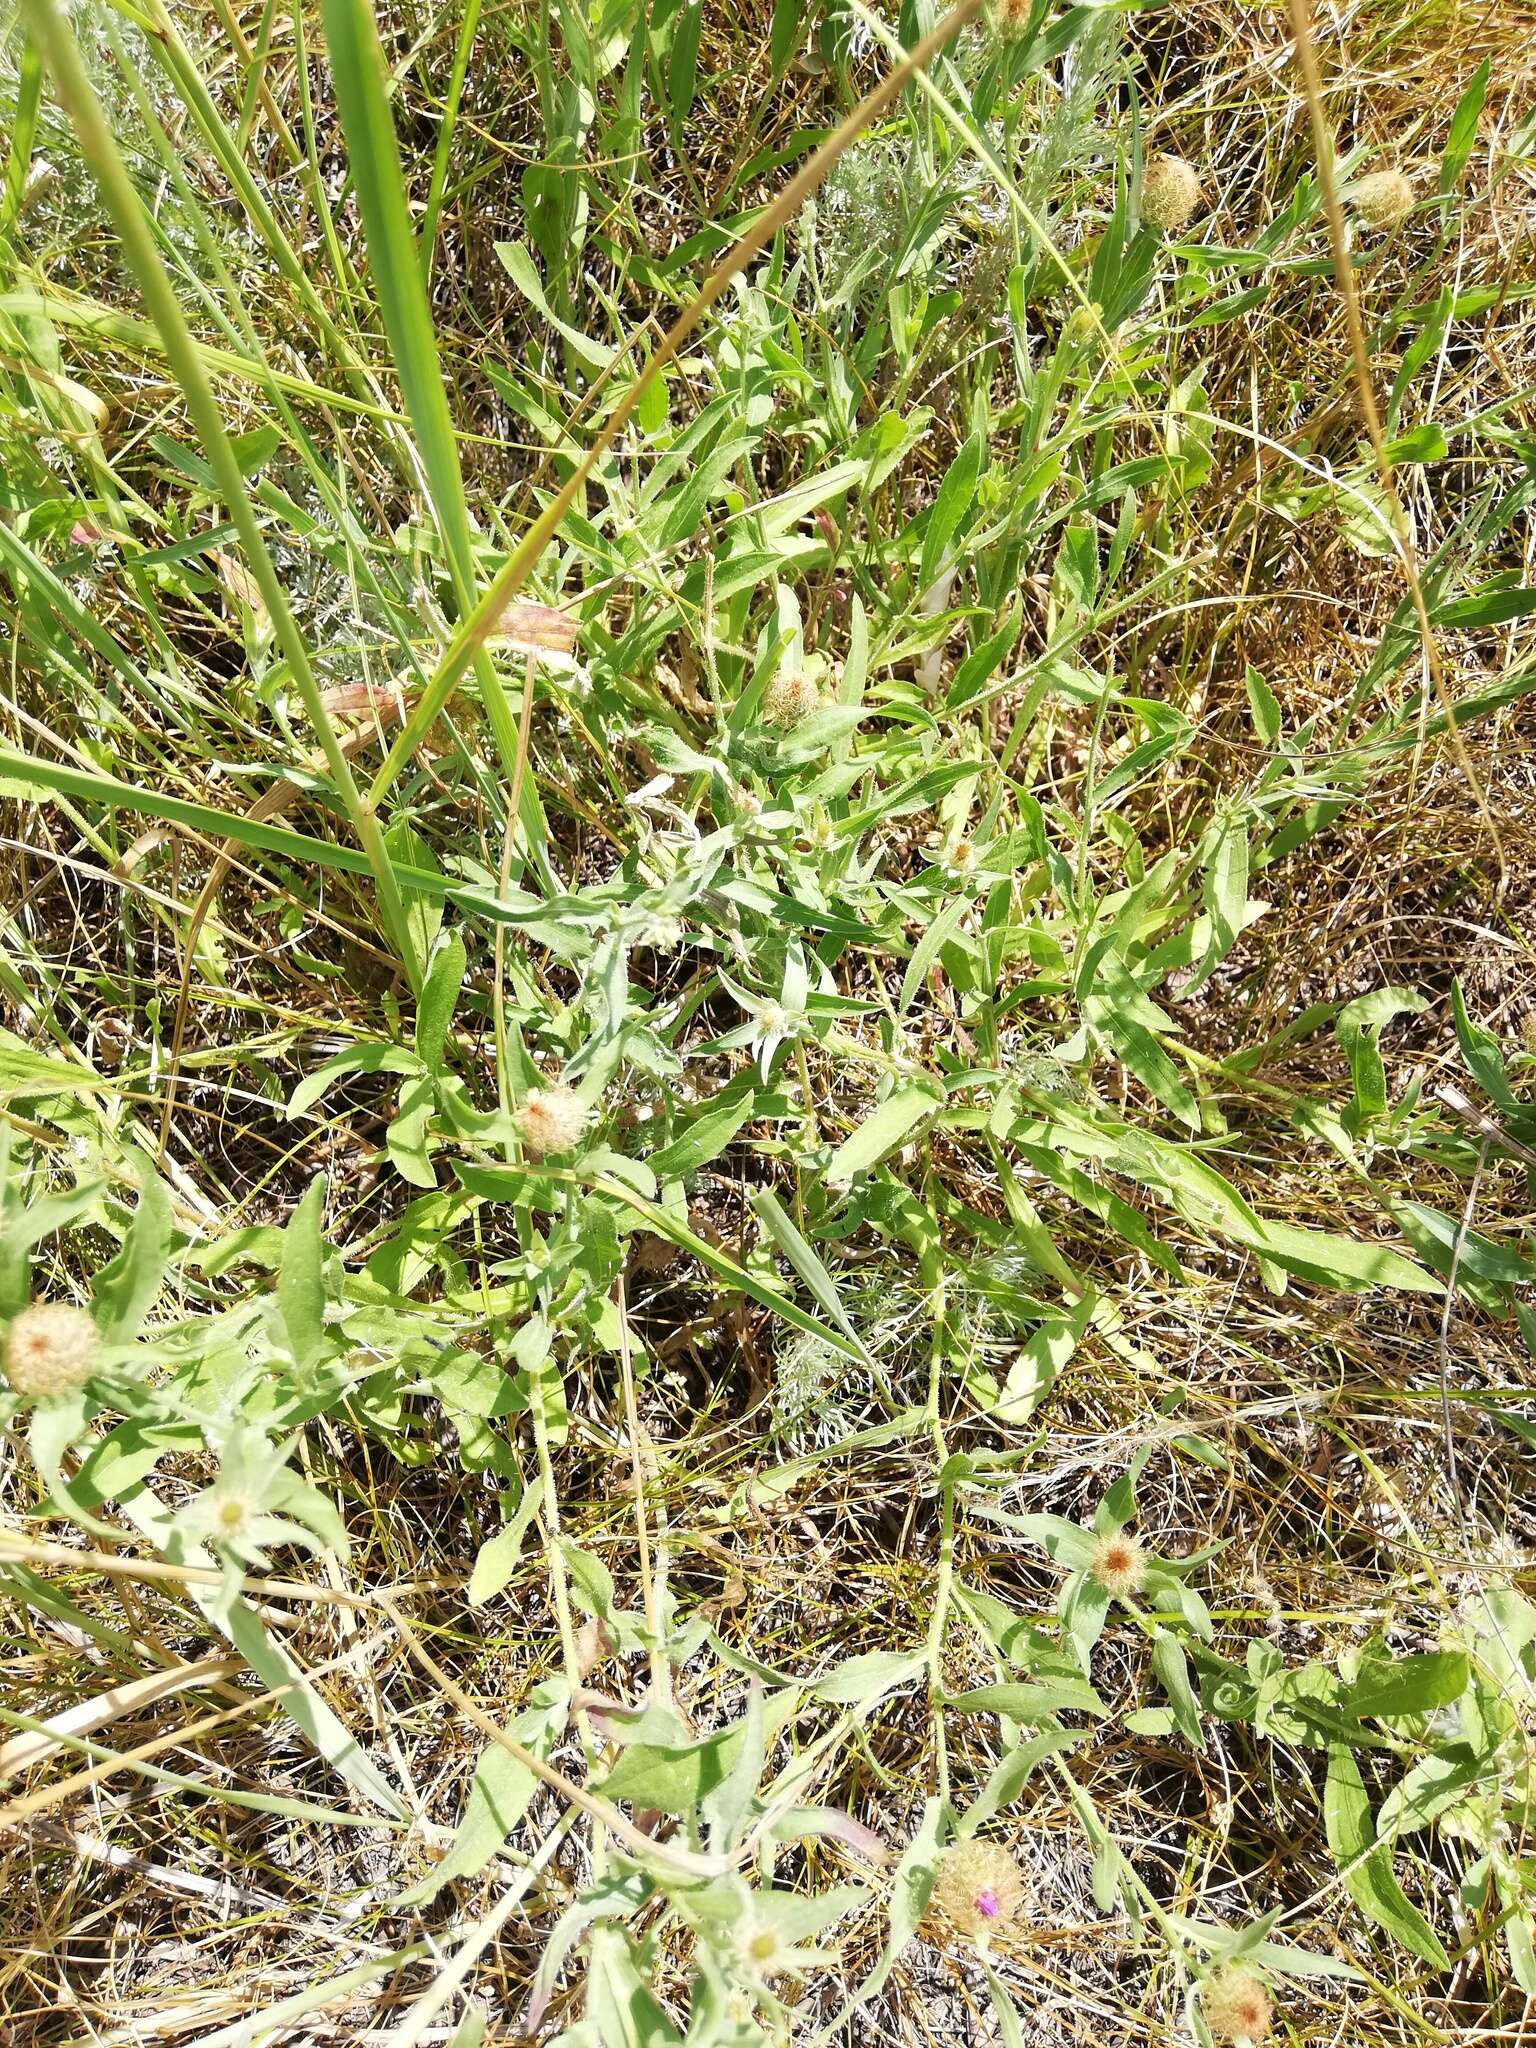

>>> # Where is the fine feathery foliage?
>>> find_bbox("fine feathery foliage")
[2,0,1536,2041]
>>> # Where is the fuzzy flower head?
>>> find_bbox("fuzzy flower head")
[514,1083,589,1159]
[1141,153,1203,232]
[1203,1967,1273,2044]
[627,909,684,953]
[761,669,822,731]
[2,1303,100,1401]
[1089,1528,1147,1599]
[1350,168,1414,229]
[489,600,577,657]
[987,0,1032,35]
[931,1839,1026,1943]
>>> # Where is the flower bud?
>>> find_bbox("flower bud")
[761,670,822,730]
[1350,168,1414,228]
[1141,154,1203,232]
[2,1303,100,1401]
[514,1083,588,1159]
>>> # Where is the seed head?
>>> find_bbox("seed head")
[2,1303,100,1401]
[761,670,822,730]
[1203,1967,1273,2044]
[1141,154,1203,232]
[1089,1529,1147,1599]
[514,1084,588,1159]
[1351,168,1415,229]
[931,1839,1026,1942]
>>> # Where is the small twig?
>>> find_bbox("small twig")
[373,1589,727,1880]
[1437,1136,1488,1548]
[1285,0,1505,884]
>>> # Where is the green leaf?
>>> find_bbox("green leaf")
[947,1675,1105,1720]
[1203,817,1250,964]
[466,1477,544,1606]
[1450,979,1519,1111]
[805,1647,925,1706]
[597,1691,799,1814]
[90,1162,171,1342]
[990,1294,1091,1425]
[1432,586,1536,628]
[1345,1650,1473,1722]
[416,931,467,1074]
[494,239,613,378]
[1441,58,1489,201]
[898,892,970,1016]
[825,1084,941,1187]
[1324,1744,1449,1967]
[1084,969,1198,1129]
[918,426,985,593]
[1243,1217,1439,1296]
[320,0,474,588]
[1152,1630,1205,1749]
[278,1175,327,1371]
[769,0,801,72]
[401,1683,568,1903]
[666,0,703,149]
[288,1041,422,1120]
[385,819,444,973]
[645,1081,758,1178]
[1245,665,1282,746]
[1377,1743,1488,1837]
[751,1187,872,1360]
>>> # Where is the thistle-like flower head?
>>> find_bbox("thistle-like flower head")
[762,670,822,731]
[2,1303,100,1401]
[1142,153,1203,232]
[514,1083,589,1159]
[1204,1967,1273,2044]
[931,1839,1026,1943]
[1089,1528,1147,1599]
[1351,168,1415,228]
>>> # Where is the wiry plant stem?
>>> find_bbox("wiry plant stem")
[1286,0,1505,882]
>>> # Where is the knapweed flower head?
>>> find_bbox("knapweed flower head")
[931,1838,1026,1942]
[1141,153,1203,232]
[489,600,578,657]
[1064,300,1105,344]
[1203,1967,1273,2044]
[987,0,1032,36]
[1350,168,1414,229]
[1089,1528,1147,1599]
[2,1302,99,1401]
[514,1083,589,1159]
[761,669,822,730]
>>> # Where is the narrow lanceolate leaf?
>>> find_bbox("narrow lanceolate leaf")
[279,1175,328,1372]
[1324,1745,1449,1967]
[319,0,544,855]
[825,1084,941,1187]
[319,0,474,586]
[90,1163,171,1342]
[751,1188,873,1361]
